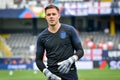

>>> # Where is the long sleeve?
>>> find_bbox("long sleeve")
[35,36,46,72]
[70,27,84,59]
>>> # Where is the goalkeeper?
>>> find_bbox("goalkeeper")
[35,4,84,80]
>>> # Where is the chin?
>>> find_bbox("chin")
[50,24,56,26]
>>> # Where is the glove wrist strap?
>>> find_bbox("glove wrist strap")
[68,55,78,64]
[43,68,52,78]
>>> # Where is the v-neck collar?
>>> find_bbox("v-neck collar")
[47,24,62,34]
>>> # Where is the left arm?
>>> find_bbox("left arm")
[58,27,84,74]
[70,27,84,60]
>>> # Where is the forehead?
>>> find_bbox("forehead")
[45,8,58,14]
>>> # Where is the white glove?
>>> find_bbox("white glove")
[57,55,78,74]
[43,68,61,80]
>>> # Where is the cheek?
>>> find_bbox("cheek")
[45,17,50,22]
[57,18,60,21]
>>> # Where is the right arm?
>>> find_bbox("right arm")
[35,35,61,80]
[35,36,46,72]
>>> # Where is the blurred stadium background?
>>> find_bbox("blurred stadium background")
[0,0,120,80]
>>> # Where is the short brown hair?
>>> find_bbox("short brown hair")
[45,4,59,13]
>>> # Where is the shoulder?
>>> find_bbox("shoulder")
[61,23,75,31]
[37,28,48,40]
[61,24,80,37]
[38,28,48,36]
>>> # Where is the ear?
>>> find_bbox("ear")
[58,12,61,19]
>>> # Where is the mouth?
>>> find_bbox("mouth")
[50,20,54,22]
[49,20,55,23]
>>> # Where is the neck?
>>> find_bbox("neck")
[48,23,61,33]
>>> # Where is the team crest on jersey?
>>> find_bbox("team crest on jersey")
[60,31,66,39]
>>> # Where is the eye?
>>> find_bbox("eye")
[47,14,51,16]
[52,13,56,16]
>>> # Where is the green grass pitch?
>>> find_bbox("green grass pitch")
[0,69,120,80]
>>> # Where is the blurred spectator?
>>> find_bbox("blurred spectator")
[107,39,114,50]
[19,59,25,64]
[25,58,31,64]
[12,59,17,64]
[83,36,91,48]
[98,40,108,50]
[29,44,35,54]
[87,36,96,49]
[84,36,96,49]
[4,59,9,64]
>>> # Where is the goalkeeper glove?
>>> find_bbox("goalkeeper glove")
[43,68,61,80]
[57,55,78,74]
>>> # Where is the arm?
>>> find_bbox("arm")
[35,37,46,72]
[70,27,84,60]
[36,36,61,80]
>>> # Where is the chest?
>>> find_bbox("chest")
[42,31,71,49]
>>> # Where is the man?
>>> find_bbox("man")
[35,4,84,80]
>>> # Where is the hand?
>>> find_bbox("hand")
[48,74,61,80]
[58,59,71,74]
[57,55,77,74]
[43,68,61,80]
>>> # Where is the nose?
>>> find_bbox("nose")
[49,15,54,19]
[50,14,54,17]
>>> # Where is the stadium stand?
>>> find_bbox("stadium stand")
[80,32,120,49]
[5,33,37,56]
[1,0,115,9]
[1,31,119,56]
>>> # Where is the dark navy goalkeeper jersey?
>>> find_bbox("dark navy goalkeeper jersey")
[36,23,84,72]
